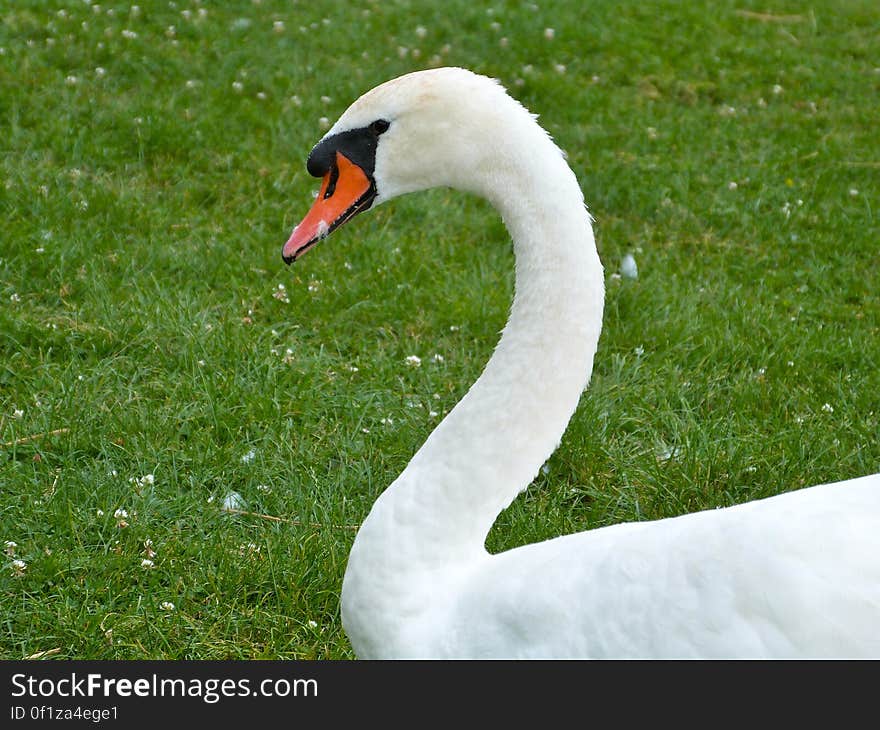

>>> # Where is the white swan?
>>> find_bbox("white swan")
[282,67,880,658]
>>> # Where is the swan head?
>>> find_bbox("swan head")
[282,67,541,263]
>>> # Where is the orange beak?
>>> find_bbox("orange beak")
[282,151,375,263]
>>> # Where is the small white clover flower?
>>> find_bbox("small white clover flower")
[544,27,555,39]
[241,449,256,464]
[11,559,26,577]
[4,541,17,557]
[140,558,155,569]
[318,117,330,130]
[232,81,244,93]
[415,25,427,38]
[65,75,79,86]
[307,620,318,628]
[12,407,23,418]
[160,601,175,611]
[238,542,260,556]
[772,84,783,95]
[95,67,106,77]
[822,403,834,413]
[273,20,285,33]
[431,354,444,363]
[849,188,859,197]
[405,355,422,367]
[121,29,137,39]
[728,181,738,190]
[129,474,154,490]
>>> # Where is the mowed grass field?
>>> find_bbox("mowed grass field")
[1,0,878,659]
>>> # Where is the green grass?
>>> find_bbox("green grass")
[1,0,878,659]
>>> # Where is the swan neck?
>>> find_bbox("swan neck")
[370,144,604,560]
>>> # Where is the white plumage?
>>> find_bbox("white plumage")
[291,68,880,658]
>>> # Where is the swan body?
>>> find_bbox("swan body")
[283,68,880,658]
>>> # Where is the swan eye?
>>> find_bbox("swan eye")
[370,119,390,135]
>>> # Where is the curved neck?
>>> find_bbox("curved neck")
[352,138,605,567]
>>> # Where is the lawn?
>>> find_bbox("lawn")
[0,0,877,659]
